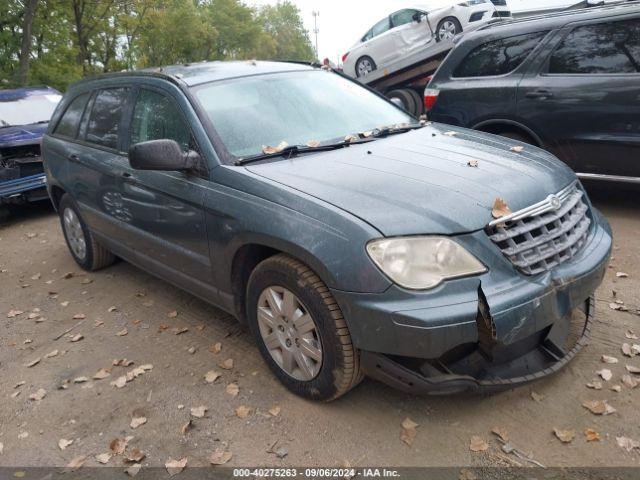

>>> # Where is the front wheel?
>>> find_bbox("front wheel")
[436,17,462,42]
[59,194,116,271]
[355,56,376,78]
[246,254,362,401]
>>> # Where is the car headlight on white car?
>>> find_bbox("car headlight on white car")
[366,236,487,290]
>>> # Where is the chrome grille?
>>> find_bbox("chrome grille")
[487,182,591,276]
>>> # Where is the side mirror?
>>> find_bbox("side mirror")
[412,12,423,23]
[129,139,199,172]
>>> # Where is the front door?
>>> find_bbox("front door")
[390,9,431,57]
[517,15,640,178]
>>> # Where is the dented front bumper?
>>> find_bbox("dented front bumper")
[332,208,612,394]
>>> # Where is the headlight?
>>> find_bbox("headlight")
[366,236,486,290]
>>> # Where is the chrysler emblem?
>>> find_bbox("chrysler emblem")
[548,194,562,210]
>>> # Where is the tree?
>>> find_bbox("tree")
[256,1,315,62]
[17,0,39,85]
[204,0,262,60]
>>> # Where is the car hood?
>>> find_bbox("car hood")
[0,123,47,147]
[245,126,577,236]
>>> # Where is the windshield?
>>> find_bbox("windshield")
[192,70,414,159]
[0,92,62,127]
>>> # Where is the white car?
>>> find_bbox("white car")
[342,0,511,78]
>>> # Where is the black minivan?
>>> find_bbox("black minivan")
[425,3,640,183]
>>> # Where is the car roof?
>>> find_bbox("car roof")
[0,86,60,101]
[73,60,317,89]
[478,2,640,34]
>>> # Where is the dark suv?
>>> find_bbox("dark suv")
[425,3,640,183]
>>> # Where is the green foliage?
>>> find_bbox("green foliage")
[0,0,316,92]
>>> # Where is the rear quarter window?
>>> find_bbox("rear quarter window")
[453,31,549,78]
[54,93,90,138]
[549,18,640,74]
[85,88,130,150]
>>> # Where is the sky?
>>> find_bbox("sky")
[247,0,582,63]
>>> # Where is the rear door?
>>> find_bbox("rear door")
[517,15,640,178]
[365,16,397,66]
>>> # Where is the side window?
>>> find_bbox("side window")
[549,19,640,74]
[371,17,391,38]
[391,10,418,28]
[130,89,191,151]
[453,31,549,78]
[85,88,129,150]
[362,29,373,42]
[54,93,90,138]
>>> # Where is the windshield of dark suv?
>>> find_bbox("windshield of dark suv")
[0,91,62,127]
[192,70,414,159]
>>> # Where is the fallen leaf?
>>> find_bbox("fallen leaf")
[601,355,618,364]
[467,160,479,168]
[66,455,86,471]
[611,385,622,393]
[622,374,639,389]
[400,417,418,446]
[130,417,147,429]
[58,438,74,450]
[109,437,130,455]
[188,347,196,354]
[443,131,458,137]
[530,391,545,402]
[469,435,489,452]
[492,198,512,220]
[625,330,638,340]
[181,420,194,436]
[205,370,221,384]
[125,464,142,477]
[72,313,86,319]
[597,369,613,381]
[622,343,635,357]
[306,140,321,148]
[93,368,111,380]
[617,436,640,452]
[173,327,188,335]
[44,350,59,359]
[586,380,603,390]
[219,358,234,370]
[235,405,251,419]
[111,375,127,388]
[95,452,112,464]
[116,328,128,337]
[125,448,146,463]
[582,400,616,415]
[344,135,357,143]
[510,145,525,153]
[7,309,24,318]
[70,334,84,342]
[585,428,600,442]
[610,303,629,312]
[29,388,46,401]
[73,376,89,384]
[168,310,178,318]
[268,405,281,417]
[226,383,239,397]
[491,426,509,443]
[554,428,575,443]
[60,301,70,307]
[25,358,41,368]
[165,457,187,477]
[616,272,629,278]
[210,449,233,465]
[626,365,640,374]
[191,406,207,418]
[210,342,222,354]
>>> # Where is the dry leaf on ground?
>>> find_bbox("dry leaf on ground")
[95,453,112,464]
[585,428,600,442]
[181,420,194,436]
[616,272,629,278]
[617,437,640,452]
[125,464,142,477]
[626,365,640,374]
[601,355,618,364]
[582,400,616,415]
[109,437,130,455]
[205,370,221,383]
[226,383,239,396]
[531,391,545,402]
[116,328,128,337]
[553,428,575,443]
[130,417,147,429]
[622,375,638,389]
[44,350,59,359]
[70,334,84,342]
[191,406,207,418]
[469,436,489,452]
[491,426,509,443]
[219,358,234,370]
[29,388,46,401]
[168,310,178,318]
[111,376,127,388]
[165,457,187,477]
[66,456,86,471]
[210,342,222,354]
[72,313,86,319]
[400,418,418,446]
[25,358,41,368]
[268,405,281,417]
[93,368,111,380]
[586,380,602,390]
[58,438,74,450]
[597,369,613,381]
[235,405,251,419]
[210,449,233,465]
[125,448,145,463]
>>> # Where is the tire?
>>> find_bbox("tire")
[59,194,116,271]
[436,17,462,42]
[497,131,535,146]
[387,88,423,116]
[246,254,362,401]
[355,56,376,78]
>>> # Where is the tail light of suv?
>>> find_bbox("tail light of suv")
[424,88,440,112]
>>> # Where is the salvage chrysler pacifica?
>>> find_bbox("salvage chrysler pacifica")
[42,61,612,401]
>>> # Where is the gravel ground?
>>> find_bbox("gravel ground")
[0,184,639,472]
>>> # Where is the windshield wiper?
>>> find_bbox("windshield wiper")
[235,139,374,166]
[369,123,425,138]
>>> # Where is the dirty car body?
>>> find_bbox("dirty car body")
[0,87,62,205]
[43,62,611,398]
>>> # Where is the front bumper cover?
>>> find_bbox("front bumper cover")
[361,296,594,395]
[0,173,47,203]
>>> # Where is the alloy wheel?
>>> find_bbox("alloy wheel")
[439,20,458,41]
[357,58,374,77]
[63,207,87,260]
[257,286,323,381]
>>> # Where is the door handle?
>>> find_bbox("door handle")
[68,154,80,163]
[120,171,137,184]
[526,90,554,99]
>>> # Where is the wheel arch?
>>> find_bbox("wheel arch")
[49,184,67,211]
[473,119,543,147]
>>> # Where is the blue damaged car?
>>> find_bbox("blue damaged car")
[42,62,612,400]
[0,86,62,208]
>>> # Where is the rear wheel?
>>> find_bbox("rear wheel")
[246,254,362,401]
[59,194,115,271]
[355,56,376,78]
[386,88,423,116]
[436,17,462,42]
